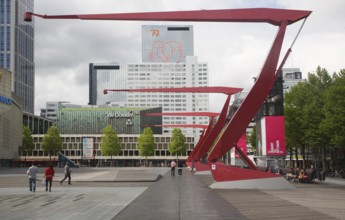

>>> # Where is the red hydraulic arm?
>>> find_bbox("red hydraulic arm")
[104,87,242,95]
[24,8,310,26]
[191,95,231,162]
[208,20,288,164]
[143,112,219,117]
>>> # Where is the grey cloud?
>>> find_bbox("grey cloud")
[32,0,345,114]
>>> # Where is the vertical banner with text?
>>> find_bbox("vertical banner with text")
[82,137,94,159]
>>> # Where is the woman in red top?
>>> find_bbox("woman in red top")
[44,164,55,192]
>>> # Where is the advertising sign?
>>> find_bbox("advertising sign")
[261,116,286,156]
[82,137,94,159]
[142,25,194,63]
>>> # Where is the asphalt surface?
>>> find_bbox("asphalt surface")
[0,167,344,220]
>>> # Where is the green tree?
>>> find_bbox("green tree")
[303,67,332,169]
[248,125,256,152]
[322,69,345,148]
[22,125,34,159]
[169,128,186,162]
[137,127,155,167]
[100,125,121,166]
[284,82,309,167]
[41,125,62,162]
[284,66,332,169]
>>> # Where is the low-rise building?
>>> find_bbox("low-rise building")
[26,134,195,167]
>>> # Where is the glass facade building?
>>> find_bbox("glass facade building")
[57,106,162,135]
[142,25,194,63]
[0,0,35,113]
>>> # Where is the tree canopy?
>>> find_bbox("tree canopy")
[284,66,344,169]
[322,69,345,148]
[248,125,256,151]
[169,128,186,158]
[137,127,155,166]
[22,125,34,156]
[41,125,62,161]
[100,125,121,162]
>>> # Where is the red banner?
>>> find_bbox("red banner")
[261,116,286,156]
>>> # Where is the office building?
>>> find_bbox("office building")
[89,56,209,134]
[0,0,35,113]
[23,111,53,135]
[282,68,303,93]
[89,25,208,134]
[142,25,194,63]
[0,68,22,166]
[40,101,81,123]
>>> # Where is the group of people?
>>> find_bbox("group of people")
[26,162,72,192]
[285,167,309,183]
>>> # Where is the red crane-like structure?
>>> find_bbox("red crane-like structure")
[25,8,311,189]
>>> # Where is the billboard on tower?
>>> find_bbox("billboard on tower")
[142,25,194,63]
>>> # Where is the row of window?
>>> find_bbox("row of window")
[128,72,187,77]
[0,27,11,51]
[27,149,189,157]
[128,94,187,98]
[0,53,10,69]
[128,77,190,80]
[0,0,11,24]
[127,99,187,102]
[33,136,194,144]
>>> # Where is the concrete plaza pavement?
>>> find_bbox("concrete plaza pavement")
[0,167,344,220]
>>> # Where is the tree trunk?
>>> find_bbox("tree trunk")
[302,145,306,169]
[289,147,293,168]
[313,150,318,169]
[321,146,326,171]
[306,146,309,167]
[295,147,299,168]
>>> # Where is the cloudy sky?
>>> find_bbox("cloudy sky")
[33,0,345,115]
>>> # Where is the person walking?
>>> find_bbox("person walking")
[27,162,38,192]
[60,162,72,185]
[170,160,177,176]
[44,163,55,191]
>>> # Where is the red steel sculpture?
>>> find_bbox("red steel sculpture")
[25,8,311,188]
